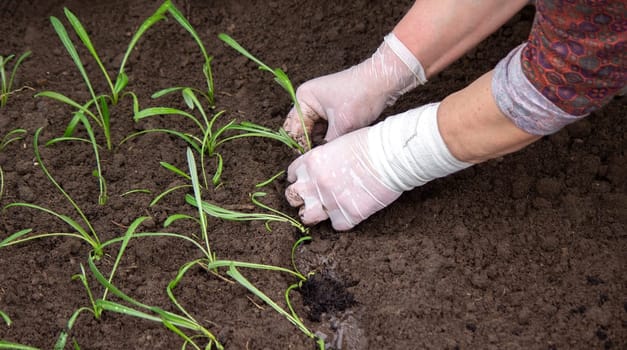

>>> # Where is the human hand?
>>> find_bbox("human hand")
[285,103,471,230]
[283,33,426,149]
[285,126,401,231]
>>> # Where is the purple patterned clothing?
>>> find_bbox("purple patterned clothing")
[493,0,626,135]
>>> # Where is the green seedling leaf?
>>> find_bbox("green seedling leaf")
[151,86,184,99]
[35,91,101,130]
[0,309,11,326]
[0,340,39,350]
[149,184,191,207]
[218,33,311,150]
[0,229,34,247]
[0,129,26,151]
[187,148,212,260]
[211,153,223,186]
[101,216,149,301]
[97,300,163,323]
[63,8,115,98]
[163,213,197,227]
[54,306,93,350]
[1,51,31,108]
[291,235,312,277]
[160,162,191,180]
[256,170,285,188]
[167,2,214,105]
[121,129,202,154]
[113,72,129,95]
[118,0,170,75]
[227,264,315,339]
[45,136,93,147]
[120,189,151,197]
[50,16,105,129]
[134,107,205,133]
[182,87,195,110]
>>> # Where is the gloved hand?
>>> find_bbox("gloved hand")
[285,103,471,230]
[283,33,427,149]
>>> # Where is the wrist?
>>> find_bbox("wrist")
[367,103,471,192]
[357,33,427,106]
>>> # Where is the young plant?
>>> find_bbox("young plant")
[126,87,301,187]
[0,129,26,151]
[164,150,322,348]
[95,149,321,348]
[36,2,174,148]
[0,51,31,108]
[36,0,213,204]
[1,127,105,258]
[52,216,222,350]
[218,33,311,151]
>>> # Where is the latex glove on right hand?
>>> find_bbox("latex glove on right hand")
[283,33,427,149]
[285,103,471,231]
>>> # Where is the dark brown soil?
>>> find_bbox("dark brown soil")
[1,1,625,349]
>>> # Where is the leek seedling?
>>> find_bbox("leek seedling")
[103,149,320,348]
[127,87,301,186]
[36,2,172,150]
[0,309,11,326]
[1,128,104,258]
[0,341,39,350]
[0,128,26,151]
[218,33,311,151]
[85,244,224,349]
[54,217,186,349]
[163,1,215,106]
[0,51,31,108]
[186,191,307,234]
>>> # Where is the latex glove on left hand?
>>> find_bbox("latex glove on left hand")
[283,33,427,149]
[285,103,471,231]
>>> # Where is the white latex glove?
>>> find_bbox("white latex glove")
[283,33,427,148]
[285,103,471,231]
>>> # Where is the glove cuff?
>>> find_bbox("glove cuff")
[384,33,427,85]
[368,103,471,192]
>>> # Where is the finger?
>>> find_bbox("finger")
[286,155,307,183]
[283,103,318,150]
[299,200,329,226]
[285,183,305,207]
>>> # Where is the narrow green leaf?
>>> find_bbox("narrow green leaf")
[0,228,33,247]
[63,8,115,96]
[0,340,40,350]
[0,309,11,326]
[160,162,191,180]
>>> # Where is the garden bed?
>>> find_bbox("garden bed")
[1,1,625,349]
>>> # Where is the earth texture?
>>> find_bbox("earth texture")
[0,1,625,349]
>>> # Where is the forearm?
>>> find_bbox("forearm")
[438,70,541,164]
[393,0,529,77]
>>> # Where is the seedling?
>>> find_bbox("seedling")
[0,51,31,108]
[218,33,311,151]
[0,340,39,350]
[0,129,26,151]
[38,0,215,150]
[126,87,302,187]
[37,0,215,205]
[175,150,323,348]
[52,216,222,350]
[1,128,105,257]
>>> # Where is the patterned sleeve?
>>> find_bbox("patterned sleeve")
[492,0,626,135]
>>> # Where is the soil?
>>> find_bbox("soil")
[1,1,625,349]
